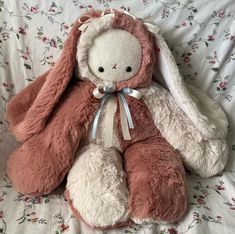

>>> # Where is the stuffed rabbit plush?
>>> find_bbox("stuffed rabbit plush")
[6,9,228,229]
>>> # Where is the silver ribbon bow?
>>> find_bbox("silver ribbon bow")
[91,86,141,147]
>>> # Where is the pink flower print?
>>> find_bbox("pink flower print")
[63,24,69,30]
[50,39,57,48]
[215,184,225,190]
[35,197,42,204]
[208,35,215,41]
[168,227,178,234]
[183,56,190,63]
[24,196,30,202]
[60,224,69,232]
[197,198,206,205]
[218,11,225,18]
[218,81,227,91]
[209,60,216,64]
[32,217,38,223]
[26,46,31,55]
[0,211,4,219]
[30,6,38,13]
[42,36,49,44]
[48,8,55,13]
[2,83,14,90]
[21,55,28,60]
[18,27,26,35]
[2,83,8,87]
[230,35,235,40]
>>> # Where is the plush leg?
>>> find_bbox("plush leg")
[124,135,187,223]
[65,143,129,228]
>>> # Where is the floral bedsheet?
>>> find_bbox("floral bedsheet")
[0,0,235,233]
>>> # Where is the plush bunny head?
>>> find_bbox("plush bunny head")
[76,10,155,90]
[83,28,142,83]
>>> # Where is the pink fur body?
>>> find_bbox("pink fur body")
[6,9,187,227]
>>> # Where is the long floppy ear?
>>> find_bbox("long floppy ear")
[6,70,49,140]
[145,23,228,139]
[13,19,82,140]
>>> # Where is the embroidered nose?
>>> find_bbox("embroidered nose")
[112,64,117,69]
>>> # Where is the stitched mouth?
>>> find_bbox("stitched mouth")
[112,64,117,69]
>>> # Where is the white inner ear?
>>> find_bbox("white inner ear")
[88,28,142,83]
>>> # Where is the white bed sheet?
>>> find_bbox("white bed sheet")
[0,0,235,233]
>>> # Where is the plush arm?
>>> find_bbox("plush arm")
[141,82,229,177]
[6,70,50,141]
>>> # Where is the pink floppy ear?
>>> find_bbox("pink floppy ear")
[6,70,49,140]
[13,19,82,140]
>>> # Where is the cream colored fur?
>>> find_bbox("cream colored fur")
[66,143,129,227]
[88,29,142,83]
[186,83,228,138]
[150,29,227,139]
[87,95,121,150]
[76,14,115,86]
[141,82,229,178]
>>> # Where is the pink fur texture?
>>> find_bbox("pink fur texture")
[13,20,82,141]
[124,135,187,222]
[5,70,49,141]
[113,11,156,90]
[7,81,99,195]
[6,9,187,227]
[116,96,187,222]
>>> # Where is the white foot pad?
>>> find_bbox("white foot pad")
[66,143,129,227]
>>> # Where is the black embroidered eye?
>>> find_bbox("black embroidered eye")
[98,67,104,72]
[126,66,132,72]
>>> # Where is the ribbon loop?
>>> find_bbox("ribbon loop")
[91,86,141,147]
[118,93,134,129]
[91,93,110,139]
[122,87,142,99]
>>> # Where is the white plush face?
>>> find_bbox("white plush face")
[88,28,142,83]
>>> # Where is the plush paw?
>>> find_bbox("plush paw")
[66,144,129,228]
[124,136,188,223]
[7,136,72,196]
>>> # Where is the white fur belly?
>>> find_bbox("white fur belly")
[88,96,121,150]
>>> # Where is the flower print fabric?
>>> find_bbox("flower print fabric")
[0,0,235,233]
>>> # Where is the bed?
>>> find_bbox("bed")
[0,0,235,233]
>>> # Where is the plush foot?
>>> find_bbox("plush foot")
[124,136,188,223]
[7,134,73,196]
[66,143,129,228]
